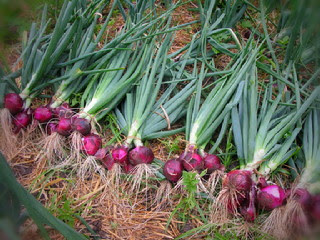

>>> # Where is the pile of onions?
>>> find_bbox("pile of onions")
[219,171,289,221]
[163,150,223,183]
[4,93,32,133]
[94,145,154,173]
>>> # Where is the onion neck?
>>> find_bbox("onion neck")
[50,99,63,108]
[125,120,140,146]
[133,133,143,147]
[245,149,266,171]
[20,89,30,100]
[24,98,32,109]
[189,122,199,146]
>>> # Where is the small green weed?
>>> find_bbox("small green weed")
[158,135,183,158]
[166,171,207,229]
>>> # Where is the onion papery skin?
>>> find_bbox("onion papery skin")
[94,148,115,170]
[257,177,269,189]
[180,152,203,171]
[72,117,91,136]
[163,159,183,182]
[240,204,256,222]
[81,134,101,156]
[4,93,23,115]
[112,147,129,166]
[311,194,320,221]
[97,152,115,170]
[34,107,53,123]
[226,191,248,214]
[56,117,72,136]
[129,146,154,165]
[257,185,286,211]
[123,162,135,174]
[203,154,223,173]
[12,111,31,131]
[240,185,257,222]
[46,123,57,135]
[289,188,313,211]
[53,103,72,118]
[223,170,252,192]
[94,148,109,160]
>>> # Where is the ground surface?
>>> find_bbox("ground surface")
[1,1,319,239]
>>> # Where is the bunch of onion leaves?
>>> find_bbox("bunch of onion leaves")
[115,58,200,207]
[91,33,173,195]
[72,41,158,182]
[166,42,259,196]
[48,0,188,163]
[0,0,83,158]
[35,0,120,164]
[262,107,320,239]
[37,0,118,160]
[225,64,320,224]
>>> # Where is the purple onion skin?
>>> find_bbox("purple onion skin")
[163,159,183,182]
[46,123,57,135]
[311,194,320,221]
[112,147,129,166]
[203,154,223,173]
[95,148,115,170]
[81,134,102,156]
[56,117,72,136]
[94,148,109,160]
[72,117,91,136]
[257,185,286,211]
[240,185,257,222]
[4,93,23,115]
[12,111,31,133]
[180,152,203,171]
[53,103,72,118]
[34,107,52,123]
[223,170,253,213]
[129,146,154,165]
[223,170,252,192]
[288,188,313,211]
[98,152,115,170]
[257,177,269,189]
[123,163,135,174]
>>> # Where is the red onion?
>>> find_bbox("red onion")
[12,111,31,130]
[81,134,101,156]
[257,185,286,211]
[123,162,135,174]
[34,106,52,123]
[203,154,223,173]
[72,117,91,135]
[163,158,183,182]
[226,191,247,214]
[112,146,129,166]
[257,177,269,189]
[53,103,72,118]
[240,185,257,222]
[4,93,23,114]
[129,146,154,165]
[311,194,320,221]
[288,188,313,211]
[223,170,252,192]
[95,149,115,171]
[94,148,109,160]
[56,117,72,136]
[46,123,57,135]
[180,152,203,171]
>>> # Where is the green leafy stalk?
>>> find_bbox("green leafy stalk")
[0,152,87,240]
[187,45,259,153]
